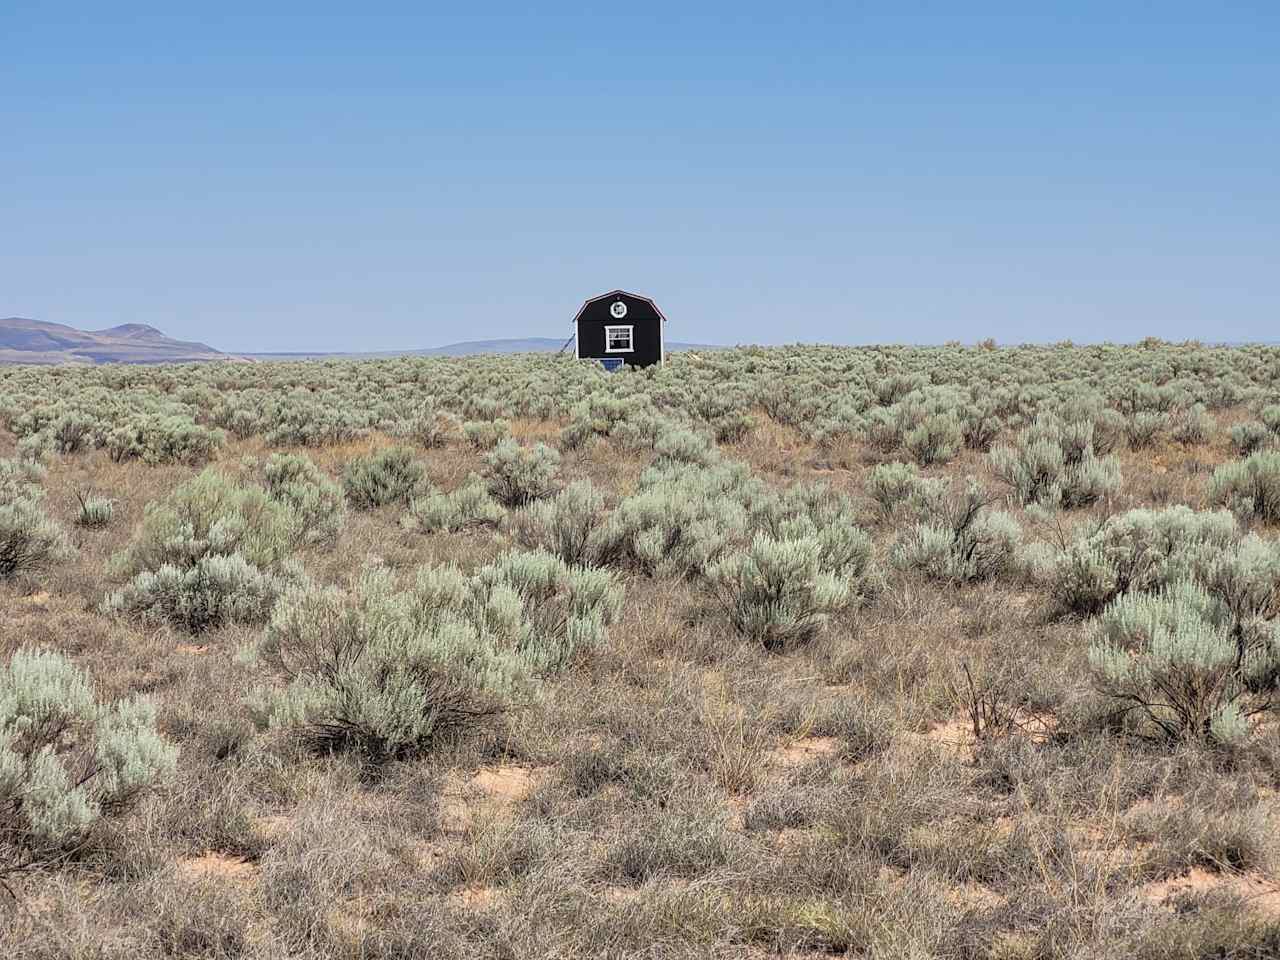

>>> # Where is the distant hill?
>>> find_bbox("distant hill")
[0,318,227,365]
[0,318,726,365]
[244,337,725,360]
[244,337,571,360]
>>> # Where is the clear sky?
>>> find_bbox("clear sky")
[3,3,1277,351]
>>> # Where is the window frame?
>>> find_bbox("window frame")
[604,324,634,353]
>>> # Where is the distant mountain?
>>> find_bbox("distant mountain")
[91,323,173,341]
[0,318,726,365]
[244,337,571,359]
[245,337,725,360]
[0,317,227,365]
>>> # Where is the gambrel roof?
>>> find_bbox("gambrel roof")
[571,290,668,325]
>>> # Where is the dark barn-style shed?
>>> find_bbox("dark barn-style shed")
[573,290,666,369]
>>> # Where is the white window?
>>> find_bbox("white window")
[605,325,634,353]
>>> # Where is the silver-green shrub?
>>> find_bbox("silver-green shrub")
[865,463,947,529]
[751,483,878,590]
[892,483,1022,583]
[404,476,504,533]
[0,497,74,581]
[9,341,1280,470]
[464,395,508,421]
[263,453,346,544]
[50,411,97,455]
[105,415,224,466]
[761,379,826,428]
[959,404,1003,452]
[1082,408,1126,457]
[110,468,298,576]
[16,431,54,463]
[872,373,926,407]
[708,532,863,649]
[104,468,301,631]
[609,409,672,453]
[563,399,675,455]
[1170,403,1214,446]
[403,400,460,449]
[462,419,512,450]
[1089,580,1280,744]
[865,462,922,521]
[811,406,864,451]
[710,411,755,445]
[1231,421,1272,457]
[216,405,261,440]
[903,413,963,466]
[1197,533,1280,632]
[988,416,1121,509]
[246,553,621,758]
[558,396,635,450]
[595,464,757,578]
[0,458,45,504]
[1261,405,1280,437]
[1049,506,1241,617]
[74,492,114,529]
[1,458,61,568]
[512,479,608,565]
[471,550,624,673]
[102,553,284,632]
[651,428,719,469]
[246,566,528,760]
[1208,451,1280,524]
[861,406,907,455]
[0,649,177,861]
[483,439,561,507]
[342,445,426,509]
[261,399,362,447]
[1123,412,1166,450]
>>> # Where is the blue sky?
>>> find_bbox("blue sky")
[3,3,1276,351]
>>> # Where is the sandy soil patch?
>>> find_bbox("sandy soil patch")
[178,852,258,882]
[772,827,815,851]
[946,880,1005,910]
[1142,868,1280,917]
[912,711,1058,757]
[471,764,538,801]
[600,884,642,903]
[916,717,974,754]
[440,764,547,834]
[1018,711,1058,741]
[452,886,499,907]
[252,814,294,842]
[773,736,841,767]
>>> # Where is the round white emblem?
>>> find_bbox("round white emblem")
[610,301,628,319]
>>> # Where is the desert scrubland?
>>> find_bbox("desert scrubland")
[4,342,1280,958]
